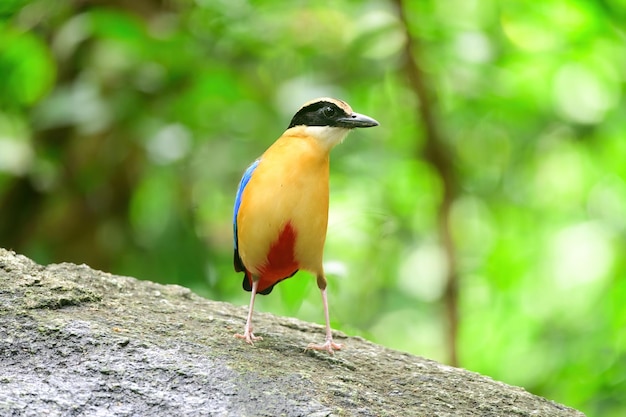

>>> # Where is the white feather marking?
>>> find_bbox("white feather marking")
[301,126,351,150]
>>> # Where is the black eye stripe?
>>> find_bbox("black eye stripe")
[288,101,348,128]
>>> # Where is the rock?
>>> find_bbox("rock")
[0,248,585,417]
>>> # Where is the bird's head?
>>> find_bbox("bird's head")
[287,98,379,149]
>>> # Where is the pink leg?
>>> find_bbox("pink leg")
[235,279,263,344]
[306,287,343,354]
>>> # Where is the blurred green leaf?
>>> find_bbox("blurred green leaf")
[0,25,56,107]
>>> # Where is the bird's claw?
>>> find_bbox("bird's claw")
[234,328,263,345]
[305,339,343,355]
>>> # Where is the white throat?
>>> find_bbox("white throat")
[302,126,351,150]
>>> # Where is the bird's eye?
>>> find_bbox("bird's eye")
[322,106,336,118]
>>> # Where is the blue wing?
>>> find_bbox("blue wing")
[233,159,261,272]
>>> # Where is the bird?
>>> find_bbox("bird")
[233,97,379,354]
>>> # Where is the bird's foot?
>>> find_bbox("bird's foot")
[234,327,263,345]
[305,339,343,355]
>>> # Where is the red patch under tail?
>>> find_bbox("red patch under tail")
[249,222,299,294]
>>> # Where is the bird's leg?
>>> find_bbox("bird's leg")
[235,277,263,344]
[306,274,343,354]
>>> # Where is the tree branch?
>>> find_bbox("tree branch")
[392,0,460,367]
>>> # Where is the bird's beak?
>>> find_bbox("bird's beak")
[336,112,379,129]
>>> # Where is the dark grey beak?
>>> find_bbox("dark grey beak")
[336,112,379,129]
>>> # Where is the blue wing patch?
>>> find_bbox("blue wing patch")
[233,159,261,272]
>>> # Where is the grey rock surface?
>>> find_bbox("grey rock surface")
[0,248,584,416]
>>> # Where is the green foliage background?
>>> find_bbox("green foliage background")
[1,1,625,415]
